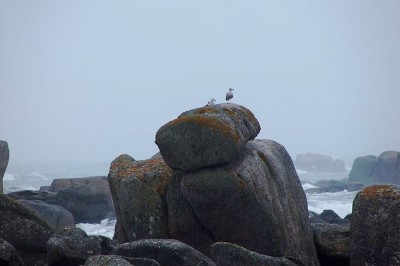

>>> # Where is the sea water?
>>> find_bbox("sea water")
[3,164,358,238]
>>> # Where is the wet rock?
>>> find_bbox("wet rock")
[0,193,54,265]
[46,227,101,266]
[155,103,260,171]
[113,239,216,266]
[210,242,299,266]
[350,185,400,265]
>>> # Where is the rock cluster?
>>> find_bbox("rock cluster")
[109,104,319,266]
[295,153,346,173]
[349,151,400,184]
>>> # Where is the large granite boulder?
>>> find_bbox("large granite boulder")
[113,239,216,266]
[0,141,9,194]
[0,238,23,266]
[46,227,102,266]
[349,151,400,184]
[155,103,261,171]
[295,153,346,172]
[108,154,173,242]
[168,139,318,265]
[210,242,299,266]
[0,193,54,265]
[350,185,400,266]
[85,255,160,266]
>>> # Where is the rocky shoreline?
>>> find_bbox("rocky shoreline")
[1,105,400,266]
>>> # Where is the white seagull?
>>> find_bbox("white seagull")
[226,88,234,102]
[206,98,216,106]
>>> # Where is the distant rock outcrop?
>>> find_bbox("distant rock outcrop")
[349,151,400,184]
[109,104,319,266]
[350,185,400,265]
[155,103,260,171]
[295,153,346,173]
[0,140,9,194]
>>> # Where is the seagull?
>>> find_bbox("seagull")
[206,98,216,106]
[226,88,234,102]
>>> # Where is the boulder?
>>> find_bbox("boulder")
[0,238,23,266]
[295,153,346,172]
[85,255,160,266]
[113,239,216,266]
[18,199,75,229]
[318,210,350,225]
[348,155,377,183]
[46,227,101,266]
[350,185,400,265]
[0,141,9,194]
[210,242,299,266]
[311,223,350,266]
[108,154,173,242]
[304,179,364,193]
[172,139,318,265]
[0,193,54,265]
[155,103,260,171]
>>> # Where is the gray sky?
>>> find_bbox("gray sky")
[1,1,399,168]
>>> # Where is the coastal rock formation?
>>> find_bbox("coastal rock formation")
[108,154,173,243]
[0,140,9,194]
[109,104,319,266]
[155,103,260,171]
[0,238,23,266]
[350,185,400,265]
[113,239,216,266]
[349,151,400,184]
[210,242,299,266]
[295,153,346,173]
[0,193,54,265]
[85,255,160,266]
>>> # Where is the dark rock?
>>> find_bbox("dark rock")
[295,153,346,172]
[350,185,400,265]
[56,185,114,223]
[113,239,216,266]
[175,139,318,265]
[375,151,400,184]
[85,255,160,266]
[18,199,75,229]
[0,193,54,265]
[108,154,173,242]
[304,179,364,193]
[0,141,9,194]
[210,242,299,266]
[155,103,261,171]
[0,238,23,266]
[7,190,59,204]
[311,223,350,266]
[48,176,109,193]
[46,227,101,266]
[88,235,116,255]
[319,210,349,225]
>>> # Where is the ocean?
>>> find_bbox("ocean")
[3,163,357,238]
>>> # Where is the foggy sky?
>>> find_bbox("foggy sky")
[1,1,399,169]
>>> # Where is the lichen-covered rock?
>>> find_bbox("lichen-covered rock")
[0,238,23,266]
[0,141,9,194]
[155,103,261,171]
[311,223,350,266]
[46,227,101,266]
[350,185,400,266]
[172,139,318,266]
[85,255,160,266]
[0,193,54,265]
[108,154,173,242]
[210,242,299,266]
[113,239,216,266]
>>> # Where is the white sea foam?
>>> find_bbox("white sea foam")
[76,218,116,239]
[302,183,317,190]
[27,172,49,180]
[3,172,15,181]
[306,190,359,218]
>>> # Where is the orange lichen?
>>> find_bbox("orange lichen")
[359,185,400,200]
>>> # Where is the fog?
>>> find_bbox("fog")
[1,1,399,170]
